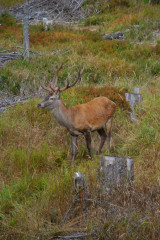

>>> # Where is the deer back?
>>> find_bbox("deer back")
[69,97,116,131]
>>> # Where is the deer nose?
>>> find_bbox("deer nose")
[37,104,41,108]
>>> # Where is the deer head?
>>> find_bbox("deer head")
[37,64,84,110]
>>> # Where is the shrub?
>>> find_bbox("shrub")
[0,72,20,94]
[72,86,130,110]
[84,15,105,26]
[83,0,130,11]
[150,0,160,4]
[0,0,25,8]
[97,0,130,12]
[0,12,16,26]
[106,0,130,9]
[151,63,160,75]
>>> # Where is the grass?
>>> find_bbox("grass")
[0,80,159,239]
[1,5,160,95]
[0,0,26,8]
[0,1,160,239]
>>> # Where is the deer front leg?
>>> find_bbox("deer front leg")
[71,135,78,164]
[84,130,93,160]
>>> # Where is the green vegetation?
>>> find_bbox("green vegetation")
[0,13,16,26]
[0,0,160,8]
[0,0,25,8]
[0,1,160,239]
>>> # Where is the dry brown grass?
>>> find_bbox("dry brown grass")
[0,2,160,239]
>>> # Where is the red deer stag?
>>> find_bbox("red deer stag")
[38,65,116,163]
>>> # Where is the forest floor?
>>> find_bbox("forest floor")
[0,2,160,239]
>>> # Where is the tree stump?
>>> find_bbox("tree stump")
[125,91,142,122]
[98,155,134,191]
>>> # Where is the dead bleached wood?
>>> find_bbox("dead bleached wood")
[23,0,30,59]
[0,47,41,67]
[0,93,30,113]
[9,0,87,24]
[118,217,148,240]
[125,76,159,121]
[98,155,134,191]
[0,52,22,67]
[102,25,139,41]
[102,31,125,40]
[125,91,142,122]
[57,232,88,239]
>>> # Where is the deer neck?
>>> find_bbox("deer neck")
[51,100,72,130]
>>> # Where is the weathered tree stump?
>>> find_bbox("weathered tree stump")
[125,90,142,122]
[98,155,134,191]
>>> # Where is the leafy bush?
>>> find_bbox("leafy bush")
[105,0,130,9]
[151,62,160,75]
[150,0,160,4]
[83,0,130,10]
[0,12,16,26]
[0,72,20,94]
[84,15,105,26]
[73,86,129,110]
[0,0,24,8]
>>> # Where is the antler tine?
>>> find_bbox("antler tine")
[70,65,84,87]
[50,82,59,92]
[52,64,63,86]
[59,78,70,92]
[50,64,63,92]
[60,66,84,92]
[41,81,53,93]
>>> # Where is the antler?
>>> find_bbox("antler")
[59,66,84,92]
[50,64,63,92]
[41,84,52,92]
[41,64,63,93]
[41,65,84,94]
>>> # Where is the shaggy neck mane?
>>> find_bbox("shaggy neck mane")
[51,100,72,129]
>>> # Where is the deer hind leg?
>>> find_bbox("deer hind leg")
[71,135,78,164]
[97,128,107,155]
[84,130,93,160]
[105,118,112,150]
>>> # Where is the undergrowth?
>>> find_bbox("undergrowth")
[0,2,160,239]
[0,4,160,95]
[0,0,26,8]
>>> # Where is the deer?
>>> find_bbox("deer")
[37,65,116,164]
